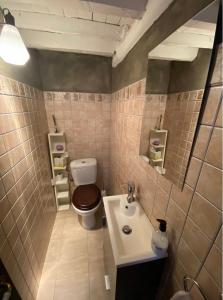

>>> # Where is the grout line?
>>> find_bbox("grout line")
[0,92,33,99]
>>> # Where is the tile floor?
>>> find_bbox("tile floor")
[37,209,108,300]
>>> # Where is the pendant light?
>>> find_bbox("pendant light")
[0,8,30,65]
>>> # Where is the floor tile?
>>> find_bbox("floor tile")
[56,256,88,280]
[54,277,89,300]
[37,208,107,300]
[36,279,55,300]
[60,238,88,262]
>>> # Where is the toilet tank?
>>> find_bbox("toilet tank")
[70,158,97,186]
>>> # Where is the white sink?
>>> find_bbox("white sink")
[103,194,167,267]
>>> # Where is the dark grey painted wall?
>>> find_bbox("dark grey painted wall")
[0,49,42,89]
[146,60,171,94]
[112,0,214,92]
[146,49,212,94]
[38,50,112,93]
[168,49,212,93]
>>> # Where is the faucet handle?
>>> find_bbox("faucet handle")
[128,182,135,193]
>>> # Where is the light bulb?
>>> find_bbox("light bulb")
[0,24,30,65]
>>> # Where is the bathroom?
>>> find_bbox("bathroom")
[0,0,222,299]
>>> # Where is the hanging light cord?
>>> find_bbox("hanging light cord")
[2,8,15,25]
[0,7,5,24]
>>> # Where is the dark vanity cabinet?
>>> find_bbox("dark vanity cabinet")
[103,222,166,300]
[115,259,166,300]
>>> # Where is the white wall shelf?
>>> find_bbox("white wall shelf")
[53,166,67,170]
[150,158,163,163]
[58,204,70,211]
[149,129,168,174]
[51,150,65,154]
[48,132,70,211]
[150,144,165,149]
[55,177,68,186]
[57,191,69,200]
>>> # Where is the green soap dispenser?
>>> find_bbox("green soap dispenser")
[152,219,168,254]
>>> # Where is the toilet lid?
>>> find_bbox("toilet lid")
[72,184,101,211]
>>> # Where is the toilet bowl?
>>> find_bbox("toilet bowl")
[70,158,101,229]
[71,184,101,229]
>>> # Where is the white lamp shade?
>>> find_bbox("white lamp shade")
[0,24,30,65]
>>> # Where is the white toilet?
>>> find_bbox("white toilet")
[70,158,101,229]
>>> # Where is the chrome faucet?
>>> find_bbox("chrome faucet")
[127,182,136,203]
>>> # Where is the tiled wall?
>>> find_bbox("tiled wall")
[110,44,222,299]
[140,88,204,189]
[163,89,203,187]
[0,75,56,299]
[44,92,111,191]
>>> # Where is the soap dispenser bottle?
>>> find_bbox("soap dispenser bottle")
[152,219,168,254]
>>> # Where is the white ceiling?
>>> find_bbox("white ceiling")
[148,1,218,62]
[0,0,219,65]
[0,0,147,58]
[0,0,174,64]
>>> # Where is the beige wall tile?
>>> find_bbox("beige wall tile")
[0,135,6,156]
[0,95,12,113]
[214,226,222,251]
[6,184,18,208]
[0,153,12,176]
[2,170,15,193]
[9,145,25,166]
[166,200,186,250]
[163,90,202,188]
[205,127,222,169]
[153,188,170,214]
[172,258,187,290]
[185,157,202,188]
[170,184,193,214]
[197,267,221,300]
[196,163,222,209]
[44,91,111,191]
[12,158,28,182]
[0,178,5,200]
[204,244,222,287]
[201,87,222,126]
[2,210,14,236]
[0,76,55,299]
[0,224,6,250]
[3,130,21,151]
[182,217,212,261]
[193,125,212,160]
[177,238,201,277]
[0,196,10,223]
[211,44,222,85]
[215,100,222,127]
[157,175,172,194]
[189,193,221,239]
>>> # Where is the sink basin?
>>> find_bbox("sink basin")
[103,194,167,267]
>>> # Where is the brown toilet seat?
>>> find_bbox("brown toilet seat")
[72,184,101,211]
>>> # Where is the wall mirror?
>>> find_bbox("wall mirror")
[140,0,219,188]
